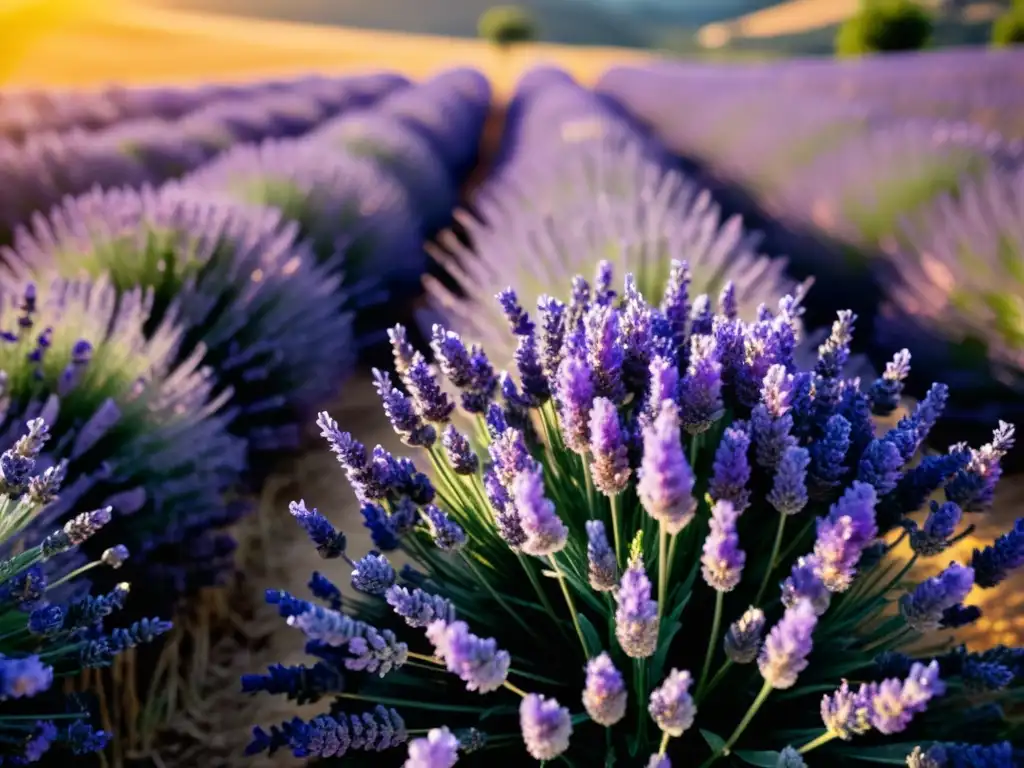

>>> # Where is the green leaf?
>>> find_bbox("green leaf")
[570,712,591,726]
[735,750,784,767]
[700,729,727,754]
[578,614,605,658]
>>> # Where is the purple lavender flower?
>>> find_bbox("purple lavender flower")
[645,355,680,423]
[484,470,526,550]
[405,353,456,423]
[758,600,817,689]
[900,563,975,631]
[555,354,595,454]
[585,304,625,403]
[102,545,130,568]
[861,661,945,735]
[856,438,905,497]
[590,397,631,496]
[352,553,397,595]
[388,324,416,377]
[710,421,752,513]
[489,428,533,488]
[497,287,534,336]
[442,425,478,475]
[513,334,550,405]
[638,401,696,535]
[594,261,616,306]
[431,326,474,389]
[520,694,572,761]
[621,275,653,392]
[385,585,456,628]
[821,681,872,740]
[648,669,696,737]
[868,349,911,416]
[647,754,672,768]
[537,295,567,379]
[290,500,346,559]
[660,260,690,351]
[512,466,568,556]
[426,620,510,693]
[373,369,436,447]
[813,482,879,592]
[680,335,723,434]
[690,295,713,337]
[702,500,746,592]
[586,519,618,591]
[0,656,53,699]
[347,627,409,677]
[908,501,962,556]
[425,506,467,552]
[777,747,806,768]
[809,414,852,490]
[404,726,459,768]
[582,652,627,726]
[724,607,766,664]
[719,281,738,319]
[768,446,811,516]
[970,518,1024,588]
[782,557,833,616]
[615,549,659,658]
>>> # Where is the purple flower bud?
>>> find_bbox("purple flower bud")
[702,500,746,592]
[909,501,962,556]
[680,335,723,434]
[868,349,911,416]
[520,694,572,761]
[352,553,397,595]
[776,747,806,768]
[758,600,817,689]
[816,310,856,380]
[616,550,659,658]
[751,404,796,472]
[590,398,631,496]
[690,294,713,337]
[585,304,625,403]
[724,607,766,664]
[497,288,534,336]
[426,619,510,694]
[710,422,752,513]
[638,402,696,535]
[555,354,595,454]
[404,726,459,768]
[970,518,1024,588]
[431,326,474,389]
[489,428,532,488]
[426,506,467,552]
[856,438,905,496]
[660,260,690,351]
[347,627,408,677]
[813,482,879,592]
[101,545,130,569]
[645,356,680,424]
[648,669,696,737]
[900,562,975,632]
[62,507,113,547]
[586,520,618,591]
[768,446,810,516]
[582,652,627,726]
[594,261,615,306]
[442,425,478,476]
[809,414,852,490]
[406,353,456,423]
[386,585,456,628]
[821,681,872,740]
[373,369,436,447]
[781,556,832,616]
[0,656,53,699]
[388,325,417,378]
[719,281,738,320]
[514,333,550,404]
[484,470,526,550]
[537,295,567,379]
[290,500,346,559]
[513,466,567,556]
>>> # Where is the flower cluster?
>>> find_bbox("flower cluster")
[0,418,171,762]
[245,262,1022,765]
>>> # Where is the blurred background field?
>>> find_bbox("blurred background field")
[2,0,1024,765]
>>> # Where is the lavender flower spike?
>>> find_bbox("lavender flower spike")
[512,465,568,557]
[813,481,879,592]
[680,334,724,434]
[290,500,346,559]
[590,397,631,496]
[385,585,456,628]
[648,669,696,737]
[520,694,572,761]
[758,600,818,689]
[702,500,746,592]
[425,620,510,694]
[373,369,436,447]
[556,354,595,455]
[404,726,459,768]
[426,506,467,552]
[442,425,479,476]
[582,652,628,726]
[638,401,696,535]
[352,553,397,595]
[900,563,975,632]
[709,422,752,513]
[724,607,766,664]
[767,446,811,516]
[586,519,618,591]
[615,546,659,658]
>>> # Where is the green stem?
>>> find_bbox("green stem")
[697,591,724,697]
[797,731,838,755]
[583,457,597,513]
[633,658,648,746]
[503,680,529,698]
[657,522,668,620]
[610,493,623,570]
[46,560,102,592]
[697,659,734,704]
[698,678,773,767]
[333,692,493,713]
[462,553,542,641]
[658,731,671,756]
[754,514,787,608]
[548,555,590,657]
[519,555,565,639]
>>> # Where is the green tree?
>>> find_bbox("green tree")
[835,0,933,57]
[478,5,538,49]
[992,1,1024,48]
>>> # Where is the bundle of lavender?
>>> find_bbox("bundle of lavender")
[244,262,1022,766]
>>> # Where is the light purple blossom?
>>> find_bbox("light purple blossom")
[520,694,572,761]
[404,727,459,768]
[648,669,696,737]
[638,401,696,535]
[512,466,568,556]
[426,620,510,694]
[702,500,746,592]
[813,482,879,592]
[582,652,628,726]
[680,334,723,434]
[556,354,595,454]
[768,446,810,516]
[590,397,631,496]
[615,550,659,658]
[758,600,818,689]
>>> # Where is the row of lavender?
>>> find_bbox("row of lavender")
[0,68,489,764]
[240,65,1024,766]
[595,49,1024,452]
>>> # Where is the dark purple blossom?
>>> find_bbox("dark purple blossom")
[586,519,618,591]
[556,354,595,455]
[442,425,478,475]
[290,500,346,559]
[970,518,1024,588]
[373,369,436,447]
[585,304,625,403]
[909,501,963,556]
[351,553,397,596]
[426,506,467,552]
[590,397,631,496]
[868,349,911,416]
[724,607,766,664]
[405,353,456,423]
[680,334,723,434]
[710,421,752,513]
[900,563,975,631]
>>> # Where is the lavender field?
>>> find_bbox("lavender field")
[0,45,1023,768]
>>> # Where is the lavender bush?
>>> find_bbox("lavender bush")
[0,277,246,604]
[2,186,353,455]
[243,263,1022,765]
[0,418,172,763]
